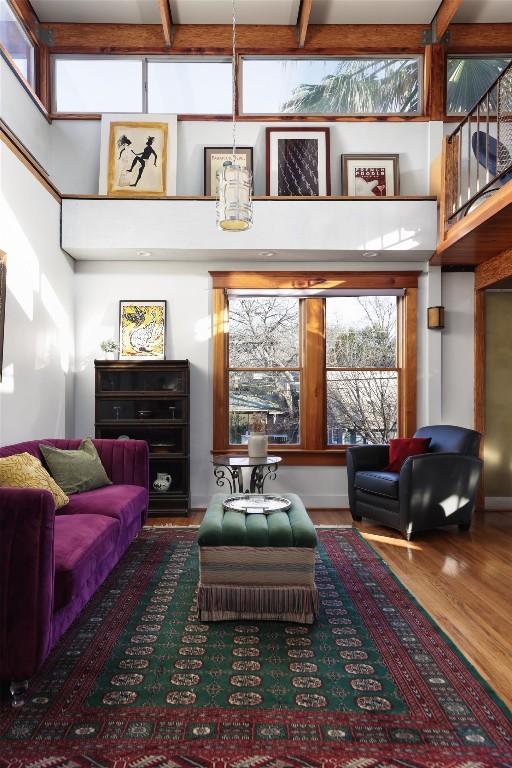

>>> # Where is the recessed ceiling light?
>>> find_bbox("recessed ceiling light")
[363,251,378,258]
[137,250,152,257]
[259,251,275,257]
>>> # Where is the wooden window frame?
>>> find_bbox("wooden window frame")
[211,271,418,466]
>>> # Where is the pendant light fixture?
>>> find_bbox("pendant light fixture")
[216,0,253,231]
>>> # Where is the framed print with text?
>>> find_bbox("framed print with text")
[342,154,400,196]
[204,147,253,195]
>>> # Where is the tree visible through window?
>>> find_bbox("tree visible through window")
[227,294,398,448]
[326,296,398,445]
[228,297,300,445]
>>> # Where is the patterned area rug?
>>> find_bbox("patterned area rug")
[1,528,511,767]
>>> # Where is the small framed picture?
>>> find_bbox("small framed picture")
[266,128,330,196]
[204,147,253,196]
[119,301,166,361]
[342,154,400,196]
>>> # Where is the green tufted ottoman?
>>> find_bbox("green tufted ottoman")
[197,493,319,624]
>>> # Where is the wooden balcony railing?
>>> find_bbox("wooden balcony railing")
[439,60,512,240]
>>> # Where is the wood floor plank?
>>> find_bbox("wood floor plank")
[147,508,512,709]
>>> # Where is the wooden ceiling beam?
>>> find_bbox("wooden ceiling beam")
[159,0,174,47]
[431,0,462,42]
[41,22,512,56]
[296,0,313,48]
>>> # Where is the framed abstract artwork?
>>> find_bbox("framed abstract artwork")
[119,301,167,361]
[342,154,400,196]
[99,114,177,196]
[266,127,330,196]
[0,252,5,382]
[204,147,253,196]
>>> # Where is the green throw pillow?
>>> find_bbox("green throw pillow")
[39,439,112,495]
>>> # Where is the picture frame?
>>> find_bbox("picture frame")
[266,127,331,196]
[342,154,400,196]
[99,115,178,196]
[0,252,6,382]
[119,301,167,361]
[204,147,253,196]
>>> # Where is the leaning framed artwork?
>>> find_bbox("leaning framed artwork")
[0,252,6,382]
[204,147,253,195]
[342,154,400,196]
[266,127,330,196]
[99,115,177,196]
[119,301,167,361]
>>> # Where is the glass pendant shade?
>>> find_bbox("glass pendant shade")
[216,160,253,231]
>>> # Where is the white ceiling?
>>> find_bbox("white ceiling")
[454,0,512,23]
[30,0,512,25]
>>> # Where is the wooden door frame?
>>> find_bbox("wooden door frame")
[474,249,512,509]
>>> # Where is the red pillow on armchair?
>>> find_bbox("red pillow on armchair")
[385,437,431,472]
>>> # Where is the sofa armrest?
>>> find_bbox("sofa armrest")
[0,488,55,683]
[346,445,390,513]
[399,453,482,532]
[91,439,149,489]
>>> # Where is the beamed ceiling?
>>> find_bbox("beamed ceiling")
[28,0,512,26]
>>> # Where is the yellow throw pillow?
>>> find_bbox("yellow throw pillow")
[0,452,69,509]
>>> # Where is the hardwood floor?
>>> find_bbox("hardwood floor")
[148,509,512,710]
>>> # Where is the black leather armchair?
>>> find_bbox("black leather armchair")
[347,425,482,540]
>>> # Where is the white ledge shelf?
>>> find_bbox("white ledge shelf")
[61,196,438,262]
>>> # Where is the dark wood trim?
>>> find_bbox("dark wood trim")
[296,0,313,48]
[159,0,174,47]
[8,0,39,47]
[475,249,512,291]
[424,43,445,121]
[266,126,331,195]
[212,288,229,453]
[0,122,61,202]
[302,298,326,450]
[209,271,421,290]
[399,288,418,437]
[51,112,431,122]
[432,0,463,42]
[36,44,51,112]
[61,193,435,202]
[474,287,485,510]
[0,44,50,121]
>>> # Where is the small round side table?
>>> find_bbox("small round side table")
[212,455,282,494]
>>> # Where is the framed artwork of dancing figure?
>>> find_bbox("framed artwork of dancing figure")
[99,115,177,196]
[119,301,167,360]
[266,127,330,196]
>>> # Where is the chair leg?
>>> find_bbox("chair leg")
[10,680,28,708]
[351,515,362,522]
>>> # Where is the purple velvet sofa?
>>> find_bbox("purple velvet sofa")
[0,438,149,706]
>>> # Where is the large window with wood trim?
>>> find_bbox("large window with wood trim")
[0,0,34,86]
[241,57,422,115]
[212,273,417,465]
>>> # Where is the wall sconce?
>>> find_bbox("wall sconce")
[427,306,445,329]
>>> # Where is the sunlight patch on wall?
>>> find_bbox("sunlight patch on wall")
[195,316,212,342]
[41,274,73,373]
[0,198,39,321]
[0,364,14,394]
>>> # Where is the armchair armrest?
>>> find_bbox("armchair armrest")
[91,439,149,489]
[399,453,482,534]
[0,488,55,684]
[346,445,390,513]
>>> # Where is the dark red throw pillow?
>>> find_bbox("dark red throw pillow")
[385,437,431,472]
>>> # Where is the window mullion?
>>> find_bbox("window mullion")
[302,298,326,450]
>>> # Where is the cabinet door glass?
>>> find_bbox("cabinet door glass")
[98,398,186,422]
[99,370,185,394]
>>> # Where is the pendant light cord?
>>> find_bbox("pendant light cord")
[232,0,237,159]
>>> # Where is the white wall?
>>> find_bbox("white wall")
[0,141,75,444]
[74,260,433,509]
[441,271,475,428]
[50,119,432,197]
[0,56,51,172]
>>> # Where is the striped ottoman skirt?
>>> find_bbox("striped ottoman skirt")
[197,493,319,624]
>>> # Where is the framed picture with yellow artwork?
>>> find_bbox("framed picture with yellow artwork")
[119,301,167,360]
[99,114,177,196]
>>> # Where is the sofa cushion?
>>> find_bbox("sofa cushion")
[63,484,147,530]
[0,452,69,509]
[39,438,112,495]
[354,470,400,499]
[54,514,120,610]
